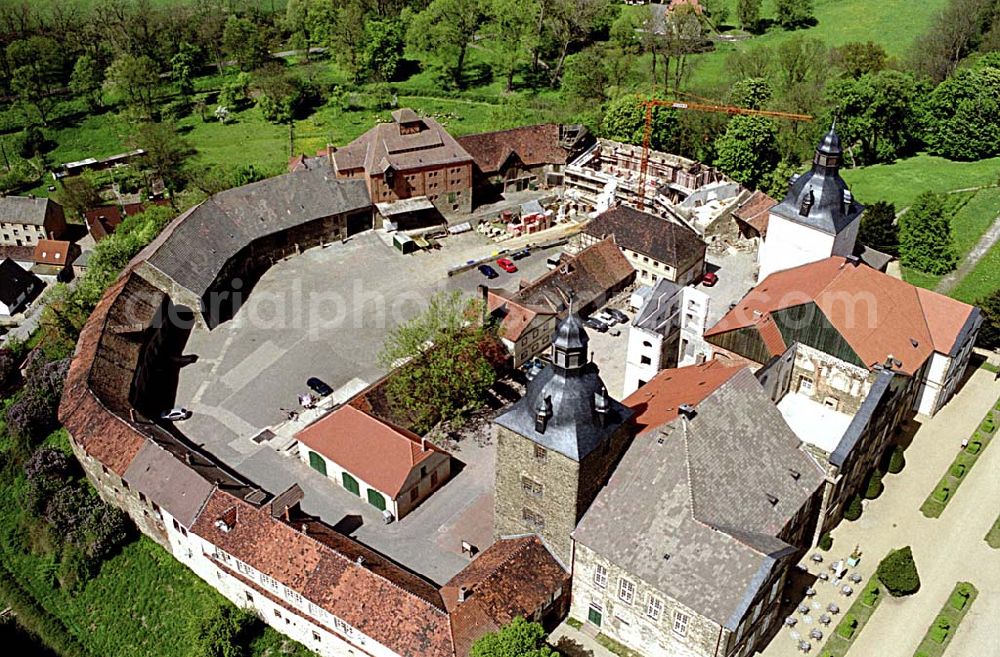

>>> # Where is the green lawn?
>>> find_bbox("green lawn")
[952,238,1000,303]
[841,155,1000,209]
[912,582,978,657]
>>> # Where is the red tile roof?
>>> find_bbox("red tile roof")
[624,360,744,433]
[32,239,73,266]
[514,238,636,312]
[296,405,446,497]
[705,257,977,375]
[487,290,556,342]
[84,205,123,242]
[732,190,777,237]
[457,124,568,174]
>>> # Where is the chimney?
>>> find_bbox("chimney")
[766,493,779,506]
[678,403,696,420]
[356,556,365,567]
[421,436,428,452]
[457,586,470,603]
[535,395,553,434]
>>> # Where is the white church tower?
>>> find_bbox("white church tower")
[757,125,864,282]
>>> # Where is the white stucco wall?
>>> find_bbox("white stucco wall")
[757,215,836,282]
[297,446,400,519]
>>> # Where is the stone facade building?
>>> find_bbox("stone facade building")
[493,314,634,565]
[0,196,66,246]
[572,368,825,657]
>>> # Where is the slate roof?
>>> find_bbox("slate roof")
[0,258,40,307]
[457,124,568,174]
[295,405,447,498]
[73,250,92,268]
[771,127,864,235]
[142,168,370,298]
[574,369,824,629]
[705,257,977,375]
[732,190,777,236]
[124,442,214,527]
[442,536,569,656]
[512,237,635,313]
[624,360,743,433]
[332,110,473,176]
[583,206,706,268]
[0,195,57,225]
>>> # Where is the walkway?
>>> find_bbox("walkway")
[760,366,1000,657]
[936,211,1000,294]
[548,622,616,657]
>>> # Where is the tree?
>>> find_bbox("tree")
[713,115,780,189]
[407,0,485,87]
[910,0,997,83]
[5,358,68,455]
[330,0,367,82]
[760,159,800,199]
[6,36,63,125]
[864,468,884,499]
[827,70,919,165]
[486,0,538,91]
[876,546,920,597]
[70,54,104,111]
[219,72,252,112]
[222,15,269,72]
[736,0,762,32]
[541,0,613,87]
[562,46,609,102]
[976,289,1000,350]
[830,42,888,79]
[188,605,258,657]
[857,201,899,256]
[470,617,557,657]
[729,77,772,109]
[360,18,406,82]
[601,94,679,153]
[899,192,958,275]
[887,445,906,474]
[105,54,160,119]
[171,42,199,103]
[285,0,336,59]
[843,494,863,521]
[253,65,308,123]
[131,122,194,193]
[377,291,501,433]
[54,174,103,220]
[774,0,814,30]
[921,65,1000,161]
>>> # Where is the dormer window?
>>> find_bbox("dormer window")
[799,189,814,216]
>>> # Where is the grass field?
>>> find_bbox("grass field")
[952,240,1000,303]
[841,155,1000,209]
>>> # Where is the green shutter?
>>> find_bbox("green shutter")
[342,472,360,496]
[366,489,387,511]
[308,451,327,476]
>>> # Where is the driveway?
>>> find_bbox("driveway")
[759,366,1000,657]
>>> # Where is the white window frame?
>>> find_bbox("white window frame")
[593,564,608,589]
[645,595,662,620]
[673,610,690,636]
[618,577,635,605]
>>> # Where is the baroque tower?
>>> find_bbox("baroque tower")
[757,125,865,282]
[493,313,634,565]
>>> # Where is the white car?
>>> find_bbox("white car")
[160,407,192,421]
[595,310,617,325]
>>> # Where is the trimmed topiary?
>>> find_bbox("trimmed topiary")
[865,469,885,499]
[887,445,905,474]
[818,532,833,551]
[844,494,863,521]
[930,616,951,643]
[933,485,950,503]
[949,589,970,611]
[981,417,995,433]
[836,616,858,640]
[877,546,921,597]
[950,463,966,478]
[862,585,880,607]
[967,441,982,454]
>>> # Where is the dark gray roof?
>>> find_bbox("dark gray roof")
[633,278,681,329]
[494,362,632,462]
[145,168,370,297]
[0,257,41,306]
[854,243,893,271]
[584,206,706,267]
[573,369,824,627]
[73,250,93,268]
[0,196,57,226]
[123,442,215,528]
[771,127,864,235]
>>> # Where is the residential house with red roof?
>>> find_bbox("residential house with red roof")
[296,404,452,520]
[486,289,558,368]
[31,239,79,282]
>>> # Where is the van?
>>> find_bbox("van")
[546,253,563,270]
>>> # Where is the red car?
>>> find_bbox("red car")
[496,257,518,273]
[701,271,719,287]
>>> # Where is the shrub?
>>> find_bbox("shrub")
[836,616,858,639]
[864,469,884,499]
[877,546,921,597]
[950,588,970,610]
[844,494,863,521]
[951,463,966,478]
[862,585,880,607]
[967,441,982,454]
[818,532,833,551]
[981,417,995,433]
[930,616,951,643]
[933,485,950,502]
[887,445,906,473]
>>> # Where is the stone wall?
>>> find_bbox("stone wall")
[791,344,873,415]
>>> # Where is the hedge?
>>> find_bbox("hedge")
[887,445,906,474]
[876,546,921,597]
[844,494,863,521]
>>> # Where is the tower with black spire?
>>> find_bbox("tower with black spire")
[756,124,865,282]
[492,312,634,564]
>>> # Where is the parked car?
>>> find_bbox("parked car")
[595,310,617,325]
[608,308,629,323]
[511,249,531,260]
[584,317,609,332]
[478,264,499,279]
[546,254,563,270]
[496,257,517,273]
[701,271,719,287]
[160,407,192,421]
[307,377,334,397]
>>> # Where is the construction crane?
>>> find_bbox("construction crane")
[636,96,813,205]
